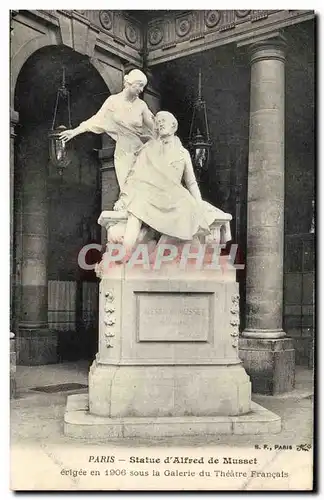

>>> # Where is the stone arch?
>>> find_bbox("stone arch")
[12,40,114,363]
[11,34,55,107]
[11,34,121,108]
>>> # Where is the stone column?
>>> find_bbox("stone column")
[10,109,19,333]
[16,127,57,365]
[238,36,295,394]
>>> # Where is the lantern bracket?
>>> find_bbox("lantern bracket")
[48,67,72,176]
[51,66,72,131]
[188,69,212,182]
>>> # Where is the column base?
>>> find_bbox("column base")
[242,329,286,339]
[16,328,58,365]
[239,337,295,395]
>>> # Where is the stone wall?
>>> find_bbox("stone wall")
[283,20,315,366]
[284,235,314,366]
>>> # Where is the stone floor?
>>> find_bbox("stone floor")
[9,362,314,491]
[11,362,314,448]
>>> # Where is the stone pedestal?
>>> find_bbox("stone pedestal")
[238,35,295,394]
[89,264,250,418]
[64,212,281,438]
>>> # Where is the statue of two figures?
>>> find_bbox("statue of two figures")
[61,70,260,437]
[60,69,232,271]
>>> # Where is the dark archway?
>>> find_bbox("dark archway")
[14,45,109,364]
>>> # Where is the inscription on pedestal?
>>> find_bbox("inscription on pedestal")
[136,292,212,342]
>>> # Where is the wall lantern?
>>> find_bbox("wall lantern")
[48,67,72,176]
[188,69,212,183]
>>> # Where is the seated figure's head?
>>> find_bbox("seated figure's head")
[155,111,178,138]
[124,69,148,98]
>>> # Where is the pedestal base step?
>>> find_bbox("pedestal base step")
[64,394,281,439]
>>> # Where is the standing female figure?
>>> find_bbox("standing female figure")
[59,69,155,189]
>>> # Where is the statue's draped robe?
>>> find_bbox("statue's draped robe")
[121,137,232,242]
[78,94,153,189]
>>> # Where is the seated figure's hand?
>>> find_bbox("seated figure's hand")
[113,197,126,211]
[59,129,77,143]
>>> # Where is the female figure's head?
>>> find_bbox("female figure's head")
[123,69,148,99]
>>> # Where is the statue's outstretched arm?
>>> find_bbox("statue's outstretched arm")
[59,96,115,143]
[75,96,115,135]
